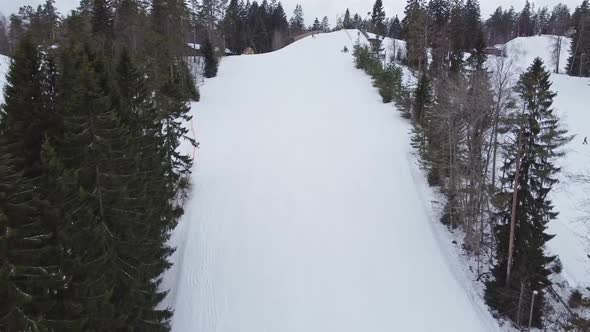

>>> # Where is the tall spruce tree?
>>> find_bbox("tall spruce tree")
[518,0,533,36]
[343,9,353,29]
[0,16,9,56]
[567,0,590,76]
[113,48,176,330]
[0,33,69,332]
[403,0,428,70]
[91,0,114,51]
[388,15,402,38]
[371,0,387,36]
[427,0,451,72]
[463,0,482,51]
[270,3,289,50]
[320,16,330,32]
[289,4,305,35]
[485,58,570,328]
[312,17,321,31]
[353,13,362,29]
[223,0,244,53]
[202,38,219,77]
[0,33,53,178]
[449,2,465,74]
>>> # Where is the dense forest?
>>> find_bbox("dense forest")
[1,0,590,330]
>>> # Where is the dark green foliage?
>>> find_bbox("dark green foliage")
[0,30,78,332]
[0,18,9,56]
[0,2,199,330]
[343,9,353,29]
[375,63,403,103]
[567,1,590,77]
[312,17,321,31]
[223,0,244,53]
[403,0,428,70]
[289,4,305,35]
[413,72,432,125]
[320,16,330,32]
[91,0,113,38]
[427,0,451,72]
[517,0,533,37]
[0,33,54,178]
[202,39,219,78]
[485,58,571,328]
[448,3,465,74]
[222,0,290,54]
[0,143,71,331]
[370,0,387,36]
[353,42,403,104]
[485,6,517,45]
[463,0,482,51]
[388,15,402,39]
[468,28,487,70]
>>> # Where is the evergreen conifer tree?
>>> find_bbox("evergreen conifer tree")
[320,16,330,32]
[449,2,465,74]
[223,0,244,54]
[91,0,114,51]
[567,0,590,76]
[388,16,402,39]
[403,0,428,70]
[371,0,387,36]
[485,58,571,328]
[289,4,305,35]
[463,0,482,51]
[0,34,69,332]
[0,33,53,178]
[202,38,219,78]
[270,3,289,50]
[312,17,321,31]
[518,0,533,37]
[343,9,353,29]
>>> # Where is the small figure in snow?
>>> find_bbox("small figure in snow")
[342,46,349,53]
[584,137,588,145]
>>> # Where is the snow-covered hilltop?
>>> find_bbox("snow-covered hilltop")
[161,30,502,331]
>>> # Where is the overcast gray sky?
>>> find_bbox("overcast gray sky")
[0,0,584,25]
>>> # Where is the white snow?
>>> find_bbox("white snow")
[501,35,571,74]
[162,30,500,331]
[547,74,590,289]
[0,55,10,106]
[364,32,408,62]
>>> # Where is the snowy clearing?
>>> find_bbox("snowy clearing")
[0,55,10,106]
[161,30,500,331]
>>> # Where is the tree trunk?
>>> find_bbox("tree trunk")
[506,127,524,285]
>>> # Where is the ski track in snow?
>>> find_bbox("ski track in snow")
[161,30,501,331]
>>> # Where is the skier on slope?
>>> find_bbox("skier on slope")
[584,137,588,145]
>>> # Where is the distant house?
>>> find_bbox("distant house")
[185,43,235,56]
[484,45,505,57]
[367,37,381,49]
[243,47,255,55]
[184,43,202,57]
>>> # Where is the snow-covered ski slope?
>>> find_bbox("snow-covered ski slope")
[162,30,501,331]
